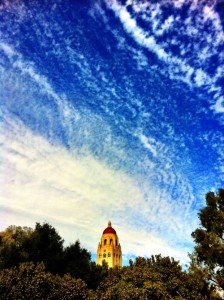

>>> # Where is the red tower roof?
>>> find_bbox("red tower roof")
[103,220,116,234]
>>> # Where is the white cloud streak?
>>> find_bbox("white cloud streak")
[0,6,207,264]
[104,0,224,114]
[0,41,82,147]
[0,115,197,264]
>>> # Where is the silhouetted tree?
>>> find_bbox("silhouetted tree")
[191,189,224,292]
[27,222,64,274]
[87,260,109,290]
[62,240,91,281]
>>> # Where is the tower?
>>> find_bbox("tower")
[97,220,122,268]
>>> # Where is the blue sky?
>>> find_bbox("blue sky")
[1,0,224,265]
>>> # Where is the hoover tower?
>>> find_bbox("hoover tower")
[97,221,122,268]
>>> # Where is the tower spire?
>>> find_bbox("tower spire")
[108,220,112,227]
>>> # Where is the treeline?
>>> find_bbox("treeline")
[0,189,223,299]
[0,223,107,291]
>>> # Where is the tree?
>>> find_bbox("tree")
[88,260,109,290]
[0,223,65,274]
[191,189,224,292]
[0,226,33,269]
[0,222,100,286]
[0,262,96,299]
[28,222,64,274]
[97,255,206,299]
[188,252,222,300]
[62,240,91,282]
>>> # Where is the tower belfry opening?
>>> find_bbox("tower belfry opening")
[97,220,122,268]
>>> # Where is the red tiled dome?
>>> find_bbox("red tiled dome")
[103,220,116,234]
[103,227,116,234]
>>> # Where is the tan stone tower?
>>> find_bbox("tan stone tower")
[97,221,122,268]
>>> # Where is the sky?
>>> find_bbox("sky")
[0,0,224,266]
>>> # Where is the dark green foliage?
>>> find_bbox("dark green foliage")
[28,223,64,274]
[61,241,109,288]
[191,189,224,291]
[0,223,94,279]
[87,261,109,290]
[188,252,222,300]
[1,199,223,300]
[0,262,95,299]
[62,241,91,280]
[0,255,209,300]
[0,222,105,291]
[0,223,65,274]
[97,255,207,300]
[0,226,33,269]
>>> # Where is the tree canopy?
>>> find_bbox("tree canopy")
[1,189,224,299]
[0,262,95,300]
[191,189,224,292]
[0,225,33,269]
[0,223,97,283]
[27,222,64,274]
[97,255,207,300]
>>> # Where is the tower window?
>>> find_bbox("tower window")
[110,239,113,244]
[103,253,106,258]
[99,254,102,258]
[104,239,107,245]
[108,252,111,257]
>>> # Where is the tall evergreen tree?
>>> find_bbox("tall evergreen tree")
[28,222,64,274]
[191,189,224,292]
[62,240,91,281]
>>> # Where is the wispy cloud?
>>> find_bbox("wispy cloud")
[138,134,158,157]
[0,43,59,102]
[0,41,82,145]
[104,0,224,114]
[0,114,197,264]
[1,0,222,267]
